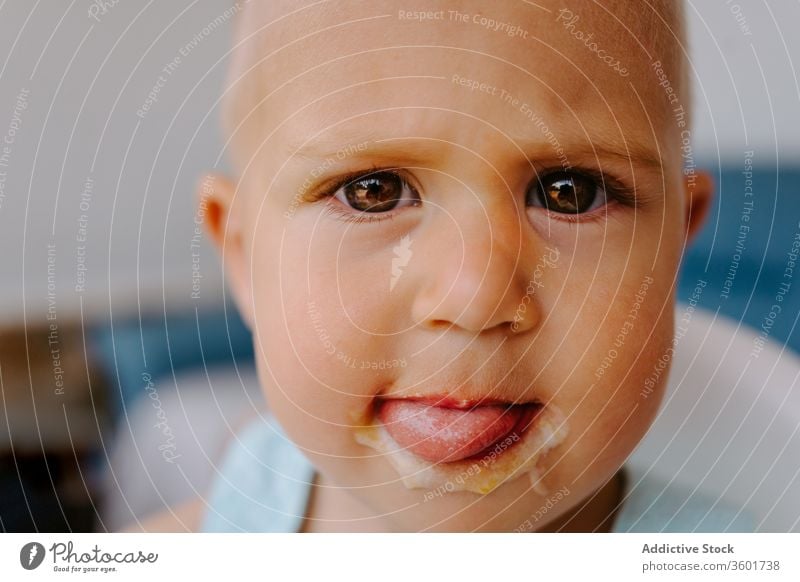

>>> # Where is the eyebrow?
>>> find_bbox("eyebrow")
[285,131,664,172]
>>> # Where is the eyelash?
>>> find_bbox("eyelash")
[314,164,412,225]
[310,164,637,225]
[535,167,638,225]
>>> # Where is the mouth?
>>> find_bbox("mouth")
[355,394,568,495]
[376,397,543,464]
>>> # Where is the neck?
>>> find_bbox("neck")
[301,469,625,533]
[535,470,626,532]
[301,472,393,533]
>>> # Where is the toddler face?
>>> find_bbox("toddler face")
[206,0,709,531]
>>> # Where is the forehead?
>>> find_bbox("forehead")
[232,0,683,169]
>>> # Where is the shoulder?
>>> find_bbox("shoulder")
[612,465,755,533]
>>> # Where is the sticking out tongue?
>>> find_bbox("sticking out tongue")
[377,399,533,464]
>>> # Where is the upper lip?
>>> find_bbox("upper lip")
[374,373,545,410]
[375,393,542,410]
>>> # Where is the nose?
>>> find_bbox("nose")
[410,198,543,335]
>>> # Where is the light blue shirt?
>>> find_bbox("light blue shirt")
[200,416,754,533]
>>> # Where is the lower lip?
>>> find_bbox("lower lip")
[376,398,542,464]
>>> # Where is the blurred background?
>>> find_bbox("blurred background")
[0,1,798,532]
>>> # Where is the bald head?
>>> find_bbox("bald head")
[221,0,689,170]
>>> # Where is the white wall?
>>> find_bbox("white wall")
[687,1,800,163]
[0,1,797,325]
[0,0,235,325]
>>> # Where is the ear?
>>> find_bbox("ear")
[197,172,253,330]
[685,170,713,243]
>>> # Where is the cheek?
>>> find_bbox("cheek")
[544,272,673,465]
[536,209,681,470]
[247,218,397,455]
[293,212,411,333]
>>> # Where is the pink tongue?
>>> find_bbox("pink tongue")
[378,400,522,463]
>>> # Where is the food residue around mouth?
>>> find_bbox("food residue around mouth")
[354,400,568,496]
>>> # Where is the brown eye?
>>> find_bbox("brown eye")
[527,171,605,214]
[339,171,411,213]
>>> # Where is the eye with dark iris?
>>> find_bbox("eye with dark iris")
[526,170,608,214]
[334,171,418,213]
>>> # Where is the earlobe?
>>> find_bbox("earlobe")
[196,172,254,329]
[685,170,714,243]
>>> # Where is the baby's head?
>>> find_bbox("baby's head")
[201,0,712,531]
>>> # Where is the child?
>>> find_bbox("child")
[141,0,751,532]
